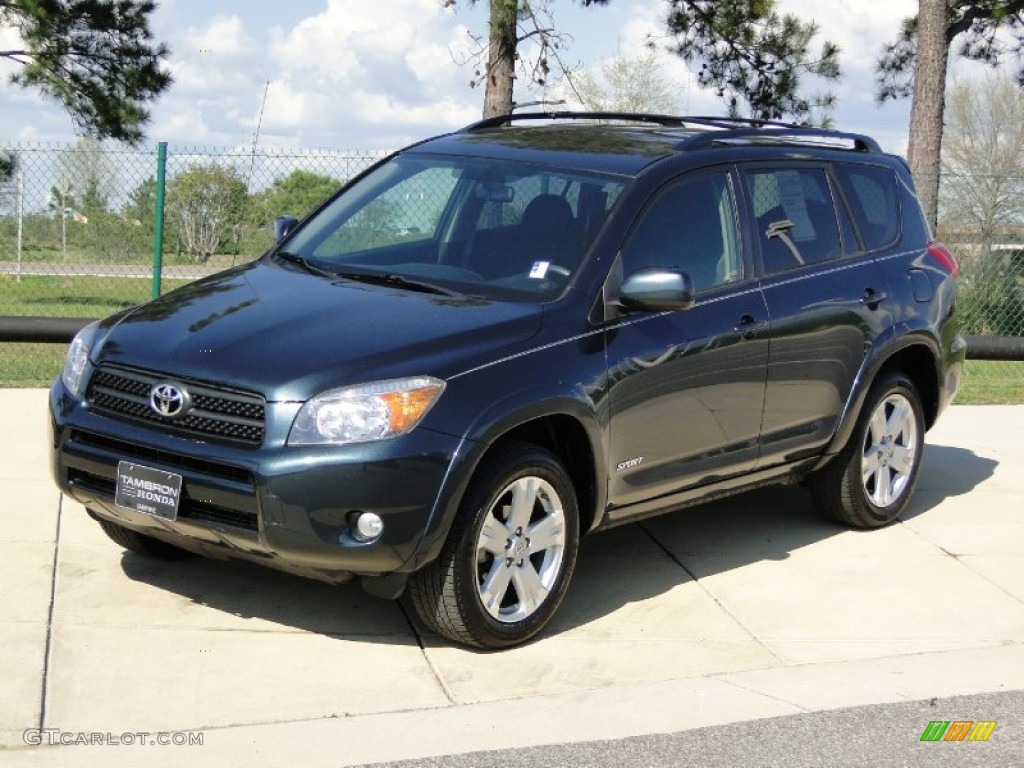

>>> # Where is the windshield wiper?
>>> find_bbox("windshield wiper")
[333,270,461,296]
[273,250,338,278]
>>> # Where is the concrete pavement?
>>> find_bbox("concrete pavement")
[1,389,1023,767]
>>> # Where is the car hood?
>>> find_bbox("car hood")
[91,260,544,401]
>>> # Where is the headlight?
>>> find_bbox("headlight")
[61,322,99,397]
[288,376,446,446]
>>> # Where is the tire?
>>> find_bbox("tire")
[97,518,195,560]
[809,371,925,528]
[408,441,580,649]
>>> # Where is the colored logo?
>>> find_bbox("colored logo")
[920,720,997,742]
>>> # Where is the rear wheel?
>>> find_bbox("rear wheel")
[96,518,194,559]
[408,442,580,649]
[809,372,925,528]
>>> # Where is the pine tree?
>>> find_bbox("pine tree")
[0,0,171,143]
[663,0,841,124]
[878,1,1024,229]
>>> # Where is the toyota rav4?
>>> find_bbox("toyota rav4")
[50,113,964,648]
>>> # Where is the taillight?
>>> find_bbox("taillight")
[927,241,959,276]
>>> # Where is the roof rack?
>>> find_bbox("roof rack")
[678,126,881,152]
[460,111,811,132]
[460,111,692,131]
[457,111,881,153]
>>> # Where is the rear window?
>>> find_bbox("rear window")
[835,164,901,251]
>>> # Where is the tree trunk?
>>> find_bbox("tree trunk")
[482,0,518,118]
[907,0,950,232]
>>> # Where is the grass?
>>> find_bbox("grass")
[0,274,191,318]
[0,343,65,388]
[956,360,1024,404]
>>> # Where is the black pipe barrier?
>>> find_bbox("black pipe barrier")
[0,316,93,343]
[1,317,1023,361]
[964,335,1024,361]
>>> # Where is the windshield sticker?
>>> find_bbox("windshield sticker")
[529,261,551,279]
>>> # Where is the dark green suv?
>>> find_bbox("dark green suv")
[50,114,964,648]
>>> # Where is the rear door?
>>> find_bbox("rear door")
[742,164,894,468]
[605,168,769,514]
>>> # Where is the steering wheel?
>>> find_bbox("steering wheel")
[544,263,572,279]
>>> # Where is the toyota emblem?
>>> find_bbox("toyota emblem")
[149,382,191,419]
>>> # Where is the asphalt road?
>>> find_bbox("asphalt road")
[354,690,1024,768]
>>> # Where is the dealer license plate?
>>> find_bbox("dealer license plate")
[114,461,183,521]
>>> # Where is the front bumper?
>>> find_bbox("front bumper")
[49,381,465,583]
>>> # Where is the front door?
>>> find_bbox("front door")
[605,169,769,515]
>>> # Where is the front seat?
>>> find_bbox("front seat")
[501,194,581,276]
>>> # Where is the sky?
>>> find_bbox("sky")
[0,0,985,156]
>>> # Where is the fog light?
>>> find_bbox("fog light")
[352,512,384,542]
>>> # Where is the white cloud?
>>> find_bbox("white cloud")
[185,14,256,58]
[261,0,482,145]
[0,0,979,154]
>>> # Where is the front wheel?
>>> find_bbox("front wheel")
[809,372,925,528]
[408,442,580,649]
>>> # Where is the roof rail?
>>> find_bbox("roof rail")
[456,111,882,153]
[460,112,810,132]
[679,126,881,153]
[682,115,803,130]
[459,111,693,131]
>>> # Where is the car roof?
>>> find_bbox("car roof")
[406,113,885,178]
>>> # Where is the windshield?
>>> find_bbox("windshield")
[276,154,627,302]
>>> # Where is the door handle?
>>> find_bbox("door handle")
[860,288,888,309]
[734,314,766,340]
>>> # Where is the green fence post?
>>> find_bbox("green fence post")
[152,142,168,299]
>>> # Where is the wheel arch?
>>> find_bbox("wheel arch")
[492,414,600,536]
[815,332,942,470]
[408,396,605,572]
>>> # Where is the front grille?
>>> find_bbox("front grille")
[70,430,254,485]
[87,365,266,446]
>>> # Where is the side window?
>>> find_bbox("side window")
[744,167,841,274]
[621,172,742,293]
[835,164,900,251]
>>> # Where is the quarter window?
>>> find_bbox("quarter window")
[835,164,900,251]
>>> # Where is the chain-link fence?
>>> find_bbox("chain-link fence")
[0,141,383,385]
[0,143,1021,399]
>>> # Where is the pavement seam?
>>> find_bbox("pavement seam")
[709,675,814,714]
[397,600,458,706]
[637,521,787,665]
[37,492,63,731]
[898,519,1024,607]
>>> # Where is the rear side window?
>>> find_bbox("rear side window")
[744,168,841,274]
[835,164,900,251]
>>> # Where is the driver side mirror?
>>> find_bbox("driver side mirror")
[618,269,695,312]
[274,215,300,244]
